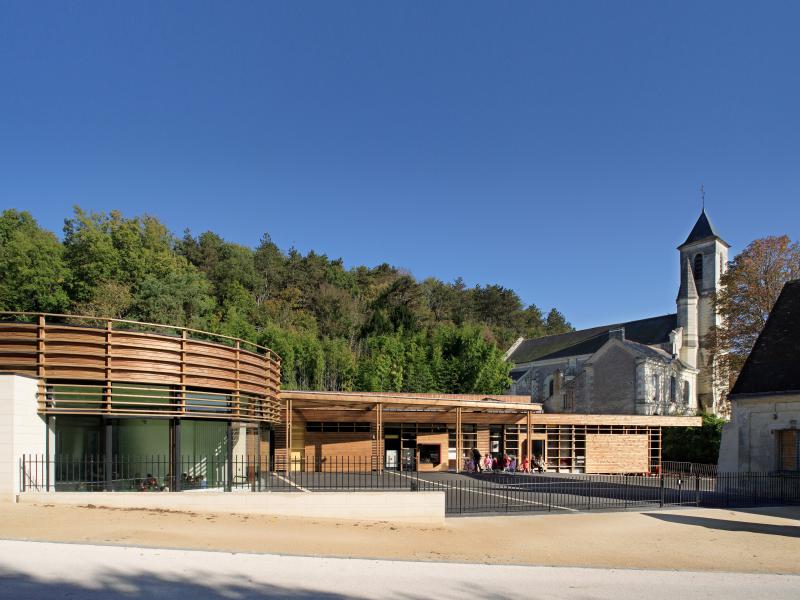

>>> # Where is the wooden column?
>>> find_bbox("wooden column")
[375,402,383,471]
[526,410,532,464]
[36,315,45,379]
[455,407,462,473]
[36,315,46,412]
[285,398,292,475]
[234,340,241,418]
[104,320,112,414]
[179,330,187,416]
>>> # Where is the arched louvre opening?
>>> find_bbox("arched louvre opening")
[693,253,703,282]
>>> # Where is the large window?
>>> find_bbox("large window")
[419,444,441,466]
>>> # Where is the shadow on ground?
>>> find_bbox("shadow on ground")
[643,512,800,538]
[0,566,519,600]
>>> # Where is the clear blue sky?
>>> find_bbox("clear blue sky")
[1,1,798,330]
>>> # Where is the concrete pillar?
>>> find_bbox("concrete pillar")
[0,375,46,501]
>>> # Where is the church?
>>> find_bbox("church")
[506,209,729,416]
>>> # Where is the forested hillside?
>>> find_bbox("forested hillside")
[0,208,572,393]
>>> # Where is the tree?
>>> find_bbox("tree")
[1,205,572,396]
[662,413,726,464]
[0,210,70,312]
[708,236,800,395]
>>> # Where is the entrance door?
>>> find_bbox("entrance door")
[519,434,547,471]
[384,432,401,470]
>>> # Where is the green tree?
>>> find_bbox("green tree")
[708,235,800,396]
[0,210,70,312]
[662,413,726,464]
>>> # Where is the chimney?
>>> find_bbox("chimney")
[609,327,625,342]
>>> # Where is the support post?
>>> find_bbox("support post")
[226,420,234,492]
[103,418,112,492]
[455,407,462,473]
[104,320,112,414]
[172,418,181,492]
[285,398,292,475]
[526,411,532,466]
[45,417,50,492]
[375,403,383,472]
[255,424,262,492]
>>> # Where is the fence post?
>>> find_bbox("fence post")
[20,456,25,493]
[695,473,700,506]
[587,477,592,511]
[104,419,112,492]
[624,474,628,510]
[225,421,233,492]
[780,471,785,505]
[659,473,665,508]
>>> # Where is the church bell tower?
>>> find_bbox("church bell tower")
[677,208,729,413]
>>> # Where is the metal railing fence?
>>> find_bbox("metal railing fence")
[19,454,421,493]
[19,455,800,516]
[661,461,718,478]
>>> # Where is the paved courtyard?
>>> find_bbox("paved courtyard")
[1,539,799,600]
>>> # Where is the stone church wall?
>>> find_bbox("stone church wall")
[579,344,636,414]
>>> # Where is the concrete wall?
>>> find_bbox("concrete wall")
[18,491,445,524]
[719,393,800,472]
[0,374,48,501]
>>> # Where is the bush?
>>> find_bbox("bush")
[662,413,726,464]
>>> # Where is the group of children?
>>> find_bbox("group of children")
[466,450,545,474]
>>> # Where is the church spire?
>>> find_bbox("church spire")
[679,207,729,249]
[677,258,698,301]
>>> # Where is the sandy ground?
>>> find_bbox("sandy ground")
[1,501,798,574]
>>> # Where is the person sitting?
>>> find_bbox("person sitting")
[483,454,492,472]
[521,456,530,473]
[491,456,499,472]
[509,457,517,473]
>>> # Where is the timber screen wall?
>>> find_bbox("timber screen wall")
[0,313,282,424]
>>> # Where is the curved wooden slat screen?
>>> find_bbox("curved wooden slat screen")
[0,312,281,424]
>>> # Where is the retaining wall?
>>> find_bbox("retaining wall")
[17,491,446,524]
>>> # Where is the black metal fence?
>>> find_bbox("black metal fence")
[19,454,420,493]
[18,455,800,516]
[661,461,718,478]
[438,471,800,515]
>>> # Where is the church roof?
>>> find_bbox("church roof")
[507,313,677,364]
[679,209,729,248]
[730,279,800,396]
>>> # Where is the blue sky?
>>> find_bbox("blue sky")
[1,1,798,330]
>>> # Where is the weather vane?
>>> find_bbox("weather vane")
[700,184,705,210]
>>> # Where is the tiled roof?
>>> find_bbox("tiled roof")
[730,279,800,396]
[679,209,728,248]
[507,313,677,364]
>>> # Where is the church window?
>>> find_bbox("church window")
[652,374,660,401]
[548,378,554,398]
[670,376,676,402]
[683,381,691,405]
[693,254,703,282]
